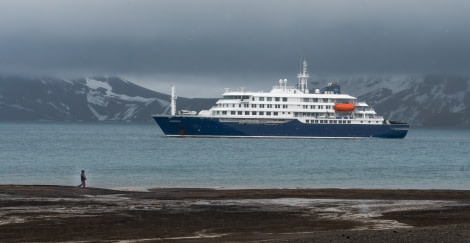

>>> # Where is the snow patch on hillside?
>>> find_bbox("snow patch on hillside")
[63,79,74,85]
[123,104,139,120]
[87,90,108,107]
[313,74,420,97]
[88,104,107,121]
[5,104,33,111]
[108,93,155,103]
[86,78,112,92]
[156,98,170,107]
[86,77,155,103]
[48,102,70,115]
[415,94,428,104]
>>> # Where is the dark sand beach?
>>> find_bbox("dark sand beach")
[1,185,470,242]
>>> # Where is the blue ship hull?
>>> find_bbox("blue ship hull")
[152,116,409,138]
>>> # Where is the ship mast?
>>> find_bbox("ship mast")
[297,60,309,93]
[170,85,177,116]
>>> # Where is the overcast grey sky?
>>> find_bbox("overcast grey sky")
[1,0,470,97]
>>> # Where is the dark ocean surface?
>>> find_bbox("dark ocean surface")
[1,122,469,190]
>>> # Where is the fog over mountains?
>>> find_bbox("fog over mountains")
[1,75,469,127]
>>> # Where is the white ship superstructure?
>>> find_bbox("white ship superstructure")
[199,61,384,125]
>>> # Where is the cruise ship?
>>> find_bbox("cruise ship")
[152,61,409,138]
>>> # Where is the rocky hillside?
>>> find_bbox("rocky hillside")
[323,75,470,127]
[1,74,469,127]
[0,76,215,122]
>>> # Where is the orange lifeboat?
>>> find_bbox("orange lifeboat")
[334,103,355,112]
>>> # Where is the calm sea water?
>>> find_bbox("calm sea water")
[1,122,469,190]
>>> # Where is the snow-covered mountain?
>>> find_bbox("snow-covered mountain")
[311,74,470,127]
[1,74,469,127]
[0,76,215,122]
[370,75,470,127]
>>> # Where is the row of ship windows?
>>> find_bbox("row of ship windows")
[224,96,289,102]
[306,120,352,124]
[220,104,333,109]
[305,120,380,124]
[224,96,341,103]
[215,111,345,117]
[217,111,282,116]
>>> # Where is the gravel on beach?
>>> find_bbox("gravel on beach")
[0,185,469,242]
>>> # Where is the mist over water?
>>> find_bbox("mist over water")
[1,122,469,190]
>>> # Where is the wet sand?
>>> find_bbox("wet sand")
[1,185,469,242]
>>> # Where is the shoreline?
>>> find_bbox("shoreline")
[3,184,470,199]
[1,185,470,242]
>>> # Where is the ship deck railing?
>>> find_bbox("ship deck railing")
[295,114,384,120]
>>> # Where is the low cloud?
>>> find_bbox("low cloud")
[1,0,470,96]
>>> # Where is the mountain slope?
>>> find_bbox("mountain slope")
[1,74,469,127]
[311,74,470,127]
[371,75,470,127]
[0,76,215,122]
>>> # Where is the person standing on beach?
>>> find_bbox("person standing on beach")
[77,170,87,188]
